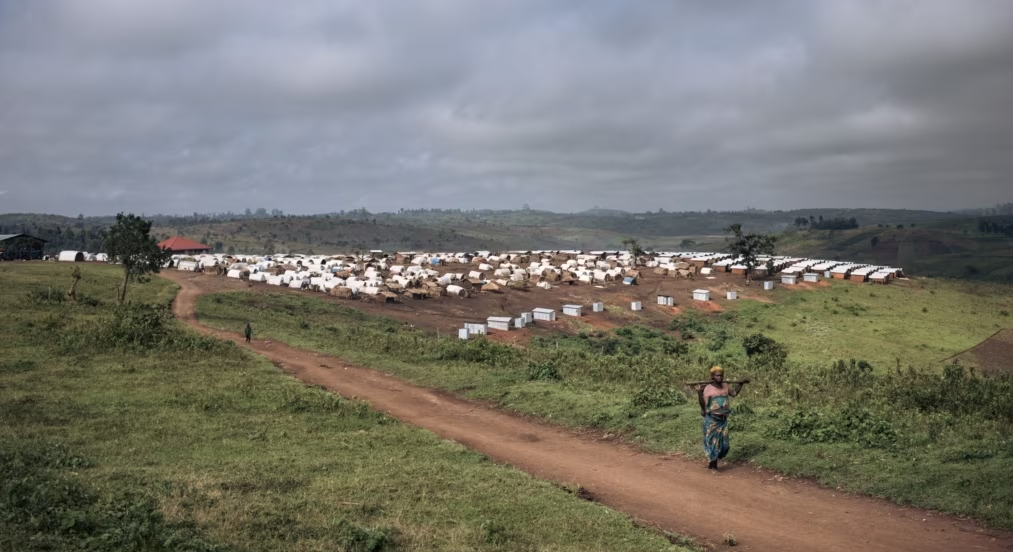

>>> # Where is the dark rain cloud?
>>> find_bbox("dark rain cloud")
[1,0,1012,215]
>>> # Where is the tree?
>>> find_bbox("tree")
[679,238,697,249]
[870,235,880,248]
[724,223,777,283]
[104,213,172,304]
[621,238,645,264]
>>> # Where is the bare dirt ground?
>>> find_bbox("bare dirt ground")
[179,268,772,340]
[950,329,1013,375]
[165,270,1013,552]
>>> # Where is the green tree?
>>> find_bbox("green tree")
[103,213,172,304]
[621,238,645,262]
[679,238,697,249]
[724,223,777,283]
[870,235,880,248]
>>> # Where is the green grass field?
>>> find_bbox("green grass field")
[725,277,1013,367]
[195,277,1013,530]
[0,263,692,552]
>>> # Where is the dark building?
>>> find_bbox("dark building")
[0,234,47,260]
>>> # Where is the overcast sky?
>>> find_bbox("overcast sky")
[1,1,1012,216]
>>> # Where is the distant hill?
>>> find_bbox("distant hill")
[773,217,1013,282]
[4,208,1007,282]
[576,208,630,216]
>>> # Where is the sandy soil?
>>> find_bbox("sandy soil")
[165,270,1013,552]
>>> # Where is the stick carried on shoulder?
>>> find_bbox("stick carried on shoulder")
[685,380,749,386]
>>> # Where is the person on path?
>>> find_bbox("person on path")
[695,366,749,470]
[244,322,252,343]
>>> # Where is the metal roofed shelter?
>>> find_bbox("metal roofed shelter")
[692,289,710,301]
[562,304,582,317]
[781,274,799,285]
[487,316,513,331]
[803,273,820,283]
[158,236,212,254]
[532,308,556,321]
[0,234,47,260]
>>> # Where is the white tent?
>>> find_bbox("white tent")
[58,251,84,262]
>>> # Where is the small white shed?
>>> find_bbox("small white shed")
[562,304,582,317]
[657,295,674,306]
[533,308,556,321]
[803,273,819,283]
[592,301,604,313]
[458,328,469,340]
[726,291,737,300]
[487,316,512,331]
[521,312,534,324]
[631,301,642,311]
[514,317,526,329]
[693,289,710,301]
[781,274,798,285]
[764,281,775,290]
[464,323,487,335]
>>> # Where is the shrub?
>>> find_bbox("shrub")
[768,403,897,448]
[742,334,777,357]
[669,312,707,334]
[528,361,562,381]
[331,519,396,552]
[25,288,65,304]
[829,359,874,388]
[630,383,687,411]
[102,303,173,349]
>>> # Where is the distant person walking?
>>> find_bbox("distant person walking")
[695,366,749,470]
[244,322,252,344]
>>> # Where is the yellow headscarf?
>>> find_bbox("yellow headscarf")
[709,366,724,374]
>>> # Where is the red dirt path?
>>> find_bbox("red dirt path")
[165,271,1013,552]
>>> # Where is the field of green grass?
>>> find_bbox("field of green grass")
[726,277,1013,367]
[196,278,1013,530]
[0,263,692,552]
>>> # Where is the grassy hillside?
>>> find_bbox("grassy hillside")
[0,263,691,551]
[196,278,1013,529]
[774,218,1013,281]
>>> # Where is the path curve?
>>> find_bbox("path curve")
[166,272,1013,552]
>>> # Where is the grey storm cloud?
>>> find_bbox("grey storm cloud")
[1,0,1012,215]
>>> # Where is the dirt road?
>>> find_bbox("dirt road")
[166,271,1013,552]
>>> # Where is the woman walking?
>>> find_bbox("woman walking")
[695,366,749,470]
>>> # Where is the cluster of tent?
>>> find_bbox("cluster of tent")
[168,250,660,301]
[55,251,109,262]
[648,252,905,284]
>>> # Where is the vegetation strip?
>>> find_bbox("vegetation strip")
[0,263,692,551]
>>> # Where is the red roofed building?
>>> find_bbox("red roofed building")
[158,236,211,254]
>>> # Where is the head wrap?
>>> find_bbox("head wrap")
[709,366,724,374]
